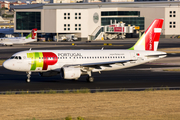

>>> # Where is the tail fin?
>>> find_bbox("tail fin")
[26,28,37,39]
[129,19,164,51]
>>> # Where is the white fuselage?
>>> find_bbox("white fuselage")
[0,37,37,45]
[3,49,166,72]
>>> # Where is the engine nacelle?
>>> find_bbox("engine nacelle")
[39,71,59,77]
[61,67,81,79]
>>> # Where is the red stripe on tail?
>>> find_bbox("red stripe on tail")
[145,19,164,51]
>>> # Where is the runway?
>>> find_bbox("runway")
[0,59,180,92]
[0,38,180,92]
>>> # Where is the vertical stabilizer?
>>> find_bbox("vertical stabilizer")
[26,28,37,39]
[129,19,164,51]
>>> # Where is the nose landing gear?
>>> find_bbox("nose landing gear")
[26,72,31,83]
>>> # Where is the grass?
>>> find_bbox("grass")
[1,90,180,120]
[163,69,180,72]
[0,60,5,65]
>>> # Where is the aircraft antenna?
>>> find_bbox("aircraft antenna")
[101,47,104,50]
[29,48,32,51]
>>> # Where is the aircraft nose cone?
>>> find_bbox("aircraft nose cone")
[3,60,11,70]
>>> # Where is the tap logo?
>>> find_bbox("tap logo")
[27,52,58,70]
[93,12,99,23]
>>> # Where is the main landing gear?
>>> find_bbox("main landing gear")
[86,71,94,83]
[26,72,31,83]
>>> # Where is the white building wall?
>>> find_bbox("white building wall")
[44,9,56,33]
[56,8,100,38]
[165,8,180,36]
[139,7,165,34]
[87,9,101,37]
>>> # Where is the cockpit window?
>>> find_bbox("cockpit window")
[10,56,15,59]
[10,56,22,60]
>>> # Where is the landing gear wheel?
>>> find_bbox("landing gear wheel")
[26,72,31,83]
[86,76,94,83]
[26,79,30,83]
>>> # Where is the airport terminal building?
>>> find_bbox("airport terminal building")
[12,1,180,40]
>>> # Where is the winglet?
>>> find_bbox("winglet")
[129,19,164,51]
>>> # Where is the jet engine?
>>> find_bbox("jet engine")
[61,67,81,79]
[39,71,59,77]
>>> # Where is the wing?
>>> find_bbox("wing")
[63,60,134,68]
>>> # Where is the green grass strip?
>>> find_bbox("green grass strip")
[0,60,5,66]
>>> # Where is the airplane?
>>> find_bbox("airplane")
[3,19,166,83]
[0,28,37,46]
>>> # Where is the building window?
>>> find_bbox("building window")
[101,11,140,16]
[64,24,70,31]
[75,13,81,19]
[169,21,176,28]
[170,11,176,17]
[75,24,81,31]
[64,13,70,19]
[16,12,41,30]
